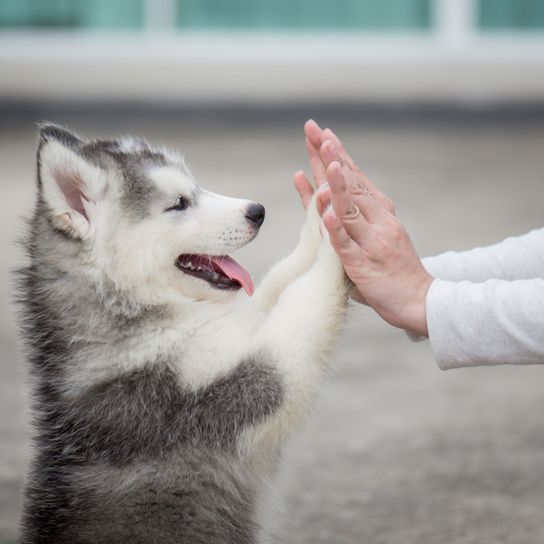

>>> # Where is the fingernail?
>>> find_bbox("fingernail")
[332,160,342,172]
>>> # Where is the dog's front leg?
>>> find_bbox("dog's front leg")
[252,233,351,444]
[252,196,322,313]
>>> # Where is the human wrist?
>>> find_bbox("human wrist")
[400,274,434,337]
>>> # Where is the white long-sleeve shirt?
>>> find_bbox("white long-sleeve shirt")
[420,228,544,370]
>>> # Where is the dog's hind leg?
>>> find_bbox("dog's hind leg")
[252,196,322,313]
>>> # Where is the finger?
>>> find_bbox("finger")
[321,139,371,188]
[304,119,323,150]
[341,166,391,223]
[321,128,357,171]
[319,139,341,168]
[328,161,386,225]
[323,129,391,211]
[293,170,314,210]
[326,161,370,246]
[323,208,364,267]
[320,136,376,193]
[305,137,327,186]
[321,140,395,216]
[316,184,331,216]
[324,210,370,305]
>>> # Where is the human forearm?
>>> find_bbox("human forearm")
[423,228,544,282]
[427,278,544,370]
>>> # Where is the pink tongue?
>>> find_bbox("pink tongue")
[211,256,254,296]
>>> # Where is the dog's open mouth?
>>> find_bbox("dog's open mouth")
[176,254,254,296]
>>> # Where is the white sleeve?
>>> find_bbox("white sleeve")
[422,228,544,282]
[426,278,544,370]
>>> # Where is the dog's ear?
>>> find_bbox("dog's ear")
[37,123,105,239]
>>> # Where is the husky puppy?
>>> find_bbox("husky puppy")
[17,124,350,543]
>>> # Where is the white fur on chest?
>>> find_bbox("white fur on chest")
[64,295,265,394]
[169,297,265,388]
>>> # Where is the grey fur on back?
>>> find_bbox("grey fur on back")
[16,126,283,543]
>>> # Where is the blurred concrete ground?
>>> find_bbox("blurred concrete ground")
[1,113,543,543]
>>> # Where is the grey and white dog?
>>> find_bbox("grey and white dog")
[17,124,350,543]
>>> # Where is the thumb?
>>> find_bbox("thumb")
[293,170,314,210]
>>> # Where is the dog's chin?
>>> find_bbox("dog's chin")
[173,275,242,304]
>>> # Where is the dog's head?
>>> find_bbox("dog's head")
[35,124,264,303]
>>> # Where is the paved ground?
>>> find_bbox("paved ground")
[1,114,543,543]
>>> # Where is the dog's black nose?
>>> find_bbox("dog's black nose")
[245,203,265,228]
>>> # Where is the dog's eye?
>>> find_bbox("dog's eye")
[166,197,189,212]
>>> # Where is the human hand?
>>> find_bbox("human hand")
[294,120,433,337]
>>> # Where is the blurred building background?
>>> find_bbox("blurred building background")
[1,0,544,108]
[1,2,544,544]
